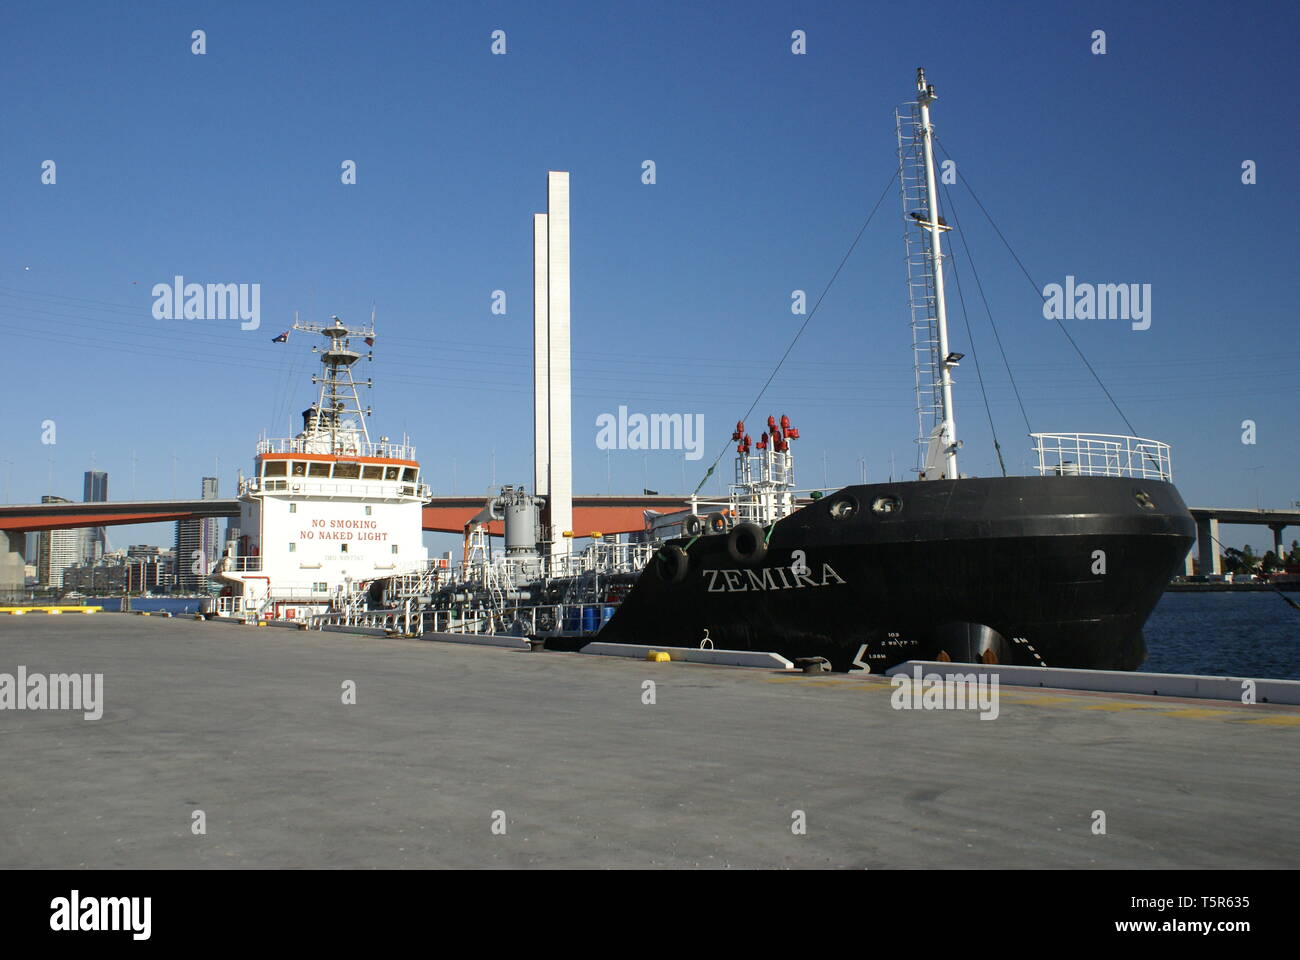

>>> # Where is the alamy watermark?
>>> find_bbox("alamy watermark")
[596,405,704,460]
[0,666,103,720]
[152,275,260,330]
[890,665,1000,720]
[50,891,150,940]
[1042,275,1150,330]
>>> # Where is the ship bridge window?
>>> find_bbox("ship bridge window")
[308,462,330,477]
[333,462,361,479]
[402,468,417,482]
[385,466,400,481]
[263,461,287,477]
[291,462,307,477]
[362,465,384,480]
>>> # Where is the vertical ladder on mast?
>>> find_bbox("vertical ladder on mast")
[895,67,959,480]
[896,104,943,470]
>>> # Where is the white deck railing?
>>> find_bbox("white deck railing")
[1030,433,1173,481]
[257,437,417,461]
[240,477,429,500]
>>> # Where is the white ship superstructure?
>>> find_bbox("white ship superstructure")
[216,316,429,619]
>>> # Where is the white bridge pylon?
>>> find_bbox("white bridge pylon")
[533,171,573,561]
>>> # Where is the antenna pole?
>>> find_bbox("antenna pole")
[294,313,375,455]
[916,68,959,479]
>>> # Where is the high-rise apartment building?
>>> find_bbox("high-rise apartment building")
[37,495,84,588]
[83,470,109,563]
[174,477,220,591]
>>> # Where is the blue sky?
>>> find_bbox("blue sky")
[1,0,1296,553]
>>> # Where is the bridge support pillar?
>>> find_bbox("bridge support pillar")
[1270,523,1287,562]
[0,530,27,601]
[1196,516,1221,575]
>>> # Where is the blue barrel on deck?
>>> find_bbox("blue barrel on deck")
[562,606,581,632]
[582,606,599,633]
[602,606,616,626]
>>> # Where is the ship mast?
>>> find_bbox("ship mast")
[293,314,374,454]
[896,67,960,480]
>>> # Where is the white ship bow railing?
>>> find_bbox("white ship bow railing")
[1030,433,1173,481]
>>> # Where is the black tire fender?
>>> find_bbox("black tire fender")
[726,522,768,567]
[655,544,690,584]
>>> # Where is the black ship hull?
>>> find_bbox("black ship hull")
[592,475,1195,671]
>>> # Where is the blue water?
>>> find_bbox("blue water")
[81,597,207,615]
[1142,591,1300,680]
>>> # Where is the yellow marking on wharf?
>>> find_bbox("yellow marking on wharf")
[0,606,100,615]
[781,679,890,692]
[1239,715,1300,727]
[767,675,895,686]
[1080,701,1161,711]
[763,674,1299,725]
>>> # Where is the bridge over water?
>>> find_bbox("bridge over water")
[1187,507,1300,574]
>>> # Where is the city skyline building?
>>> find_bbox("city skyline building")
[83,469,108,563]
[37,495,83,587]
[174,477,220,591]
